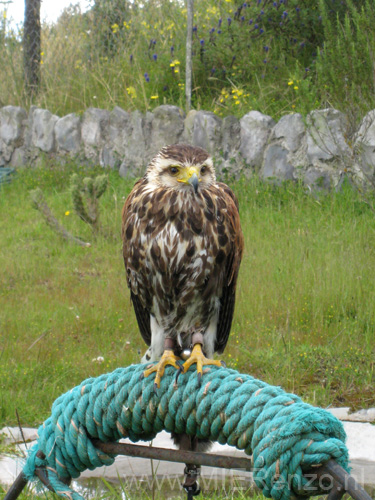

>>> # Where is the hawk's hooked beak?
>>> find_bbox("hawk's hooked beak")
[178,166,201,193]
[188,172,199,193]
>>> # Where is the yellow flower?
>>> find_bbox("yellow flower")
[170,59,181,67]
[294,86,299,90]
[126,86,137,99]
[150,95,159,99]
[65,211,70,216]
[111,23,119,33]
[288,80,294,86]
[235,100,240,105]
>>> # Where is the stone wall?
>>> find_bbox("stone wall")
[1,104,375,188]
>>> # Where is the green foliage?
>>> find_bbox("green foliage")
[0,0,373,118]
[315,0,375,119]
[70,173,109,233]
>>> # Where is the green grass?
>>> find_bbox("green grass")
[0,164,374,430]
[0,480,260,500]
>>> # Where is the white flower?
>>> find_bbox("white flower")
[92,356,104,363]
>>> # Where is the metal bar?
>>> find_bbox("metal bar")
[327,481,346,500]
[92,439,252,472]
[315,460,373,500]
[3,472,28,500]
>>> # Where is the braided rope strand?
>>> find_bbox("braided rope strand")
[22,364,349,500]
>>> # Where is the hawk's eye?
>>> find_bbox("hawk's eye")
[169,166,179,176]
[201,165,207,175]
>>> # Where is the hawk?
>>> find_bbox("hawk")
[122,144,243,389]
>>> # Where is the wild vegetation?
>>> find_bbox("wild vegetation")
[1,0,375,121]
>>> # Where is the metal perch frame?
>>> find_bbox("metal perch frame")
[4,441,373,500]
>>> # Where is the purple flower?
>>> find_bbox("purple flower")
[273,1,277,6]
[200,39,205,46]
[193,26,197,32]
[263,59,267,63]
[240,16,245,21]
[227,17,232,26]
[300,42,305,48]
[144,72,150,82]
[259,28,264,34]
[264,45,269,52]
[305,67,310,72]
[152,53,157,61]
[210,27,215,33]
[171,46,174,54]
[254,23,259,29]
[218,18,222,27]
[296,7,300,13]
[130,54,133,63]
[218,29,222,34]
[249,18,253,25]
[211,67,216,75]
[260,9,264,15]
[282,11,288,18]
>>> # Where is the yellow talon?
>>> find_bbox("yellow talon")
[181,344,222,379]
[143,349,181,389]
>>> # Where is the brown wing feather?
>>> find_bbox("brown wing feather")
[214,182,244,353]
[122,179,152,345]
[130,291,151,346]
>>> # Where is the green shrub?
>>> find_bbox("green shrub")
[315,0,375,120]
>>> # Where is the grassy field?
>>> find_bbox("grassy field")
[1,162,374,431]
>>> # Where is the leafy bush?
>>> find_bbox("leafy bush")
[315,0,375,120]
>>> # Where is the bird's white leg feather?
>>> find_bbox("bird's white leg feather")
[141,315,165,363]
[202,312,218,358]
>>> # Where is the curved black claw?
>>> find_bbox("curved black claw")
[153,383,159,395]
[176,359,184,370]
[197,372,202,386]
[140,372,145,381]
[175,365,185,385]
[220,360,227,369]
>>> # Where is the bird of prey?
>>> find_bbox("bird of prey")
[122,144,244,388]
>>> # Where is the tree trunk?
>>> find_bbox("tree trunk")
[23,0,41,96]
[185,0,194,112]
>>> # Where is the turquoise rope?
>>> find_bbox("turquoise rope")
[22,363,349,500]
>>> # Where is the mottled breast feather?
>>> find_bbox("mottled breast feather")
[122,168,244,353]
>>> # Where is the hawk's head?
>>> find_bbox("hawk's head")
[145,144,216,193]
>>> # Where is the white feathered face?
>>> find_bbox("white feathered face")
[146,144,216,192]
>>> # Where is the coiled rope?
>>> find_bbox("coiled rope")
[22,363,349,500]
